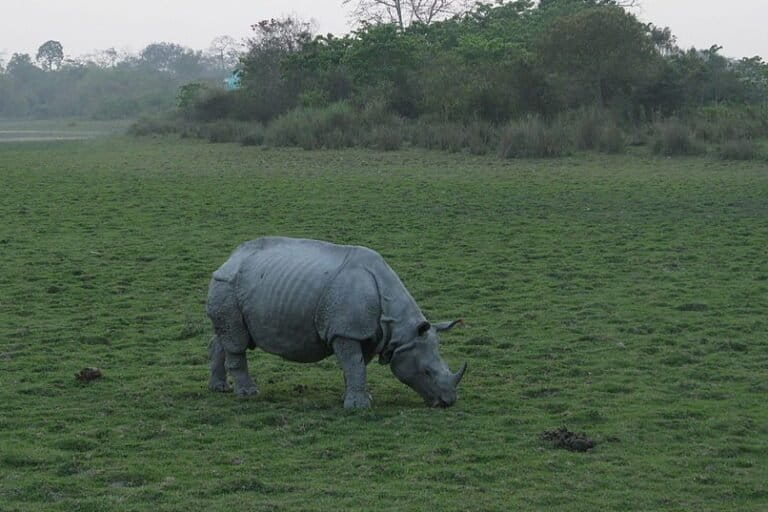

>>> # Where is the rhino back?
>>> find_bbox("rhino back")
[231,238,352,361]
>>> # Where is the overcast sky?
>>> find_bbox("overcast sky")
[1,1,765,61]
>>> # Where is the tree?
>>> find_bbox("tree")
[36,40,64,71]
[536,5,659,107]
[140,42,204,78]
[94,48,122,67]
[6,53,41,81]
[647,24,677,57]
[207,35,242,72]
[343,0,474,29]
[238,17,315,121]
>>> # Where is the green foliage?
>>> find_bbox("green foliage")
[596,123,627,154]
[361,124,405,151]
[127,116,179,136]
[233,3,767,130]
[2,135,768,510]
[236,17,315,122]
[566,107,627,154]
[177,82,211,109]
[264,102,358,149]
[499,115,572,158]
[717,139,761,160]
[184,89,239,121]
[690,105,768,142]
[200,120,256,143]
[536,5,660,108]
[651,119,706,156]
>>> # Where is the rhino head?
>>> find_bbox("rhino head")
[382,319,467,407]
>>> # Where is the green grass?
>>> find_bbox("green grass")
[1,136,767,511]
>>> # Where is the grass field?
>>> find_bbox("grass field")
[1,135,767,511]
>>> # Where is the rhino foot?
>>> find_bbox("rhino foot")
[344,391,372,409]
[209,380,233,393]
[234,385,259,397]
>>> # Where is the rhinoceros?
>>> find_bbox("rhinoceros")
[205,236,467,408]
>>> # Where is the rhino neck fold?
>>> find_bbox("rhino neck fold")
[367,258,426,355]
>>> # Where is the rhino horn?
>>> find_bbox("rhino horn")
[452,362,468,387]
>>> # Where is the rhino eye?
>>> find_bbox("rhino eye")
[423,368,433,377]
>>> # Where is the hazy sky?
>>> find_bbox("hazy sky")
[1,1,765,61]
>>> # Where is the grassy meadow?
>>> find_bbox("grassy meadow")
[1,135,767,511]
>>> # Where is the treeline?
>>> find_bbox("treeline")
[0,39,240,119]
[184,2,765,119]
[139,0,768,158]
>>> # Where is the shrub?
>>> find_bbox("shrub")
[204,120,250,143]
[239,124,266,146]
[717,139,760,160]
[265,102,357,149]
[499,116,571,158]
[363,124,404,151]
[359,98,398,128]
[564,107,627,154]
[570,107,606,151]
[433,123,466,153]
[651,119,705,156]
[597,124,627,154]
[466,121,497,155]
[128,117,179,136]
[187,90,240,122]
[691,105,768,142]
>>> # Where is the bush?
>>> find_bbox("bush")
[717,139,760,160]
[407,121,497,154]
[204,120,251,143]
[363,124,404,151]
[597,124,627,154]
[691,105,768,142]
[187,90,240,122]
[651,119,705,156]
[239,124,266,146]
[564,107,627,154]
[433,123,466,153]
[466,121,497,155]
[570,107,606,151]
[499,116,571,158]
[128,117,179,136]
[264,102,357,149]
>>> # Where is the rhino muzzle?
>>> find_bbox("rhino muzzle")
[426,362,467,408]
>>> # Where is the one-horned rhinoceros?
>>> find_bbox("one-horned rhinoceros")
[205,236,467,408]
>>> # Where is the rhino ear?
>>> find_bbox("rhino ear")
[417,321,431,337]
[434,319,463,332]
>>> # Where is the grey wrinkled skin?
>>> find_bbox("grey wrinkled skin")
[205,237,467,408]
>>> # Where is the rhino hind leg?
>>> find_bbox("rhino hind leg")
[208,336,231,392]
[206,281,258,397]
[225,351,258,397]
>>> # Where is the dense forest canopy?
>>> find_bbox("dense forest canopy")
[1,0,766,123]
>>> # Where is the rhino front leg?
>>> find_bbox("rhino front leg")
[208,335,231,392]
[333,338,371,409]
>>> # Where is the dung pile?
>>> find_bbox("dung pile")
[540,427,595,452]
[75,367,103,382]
